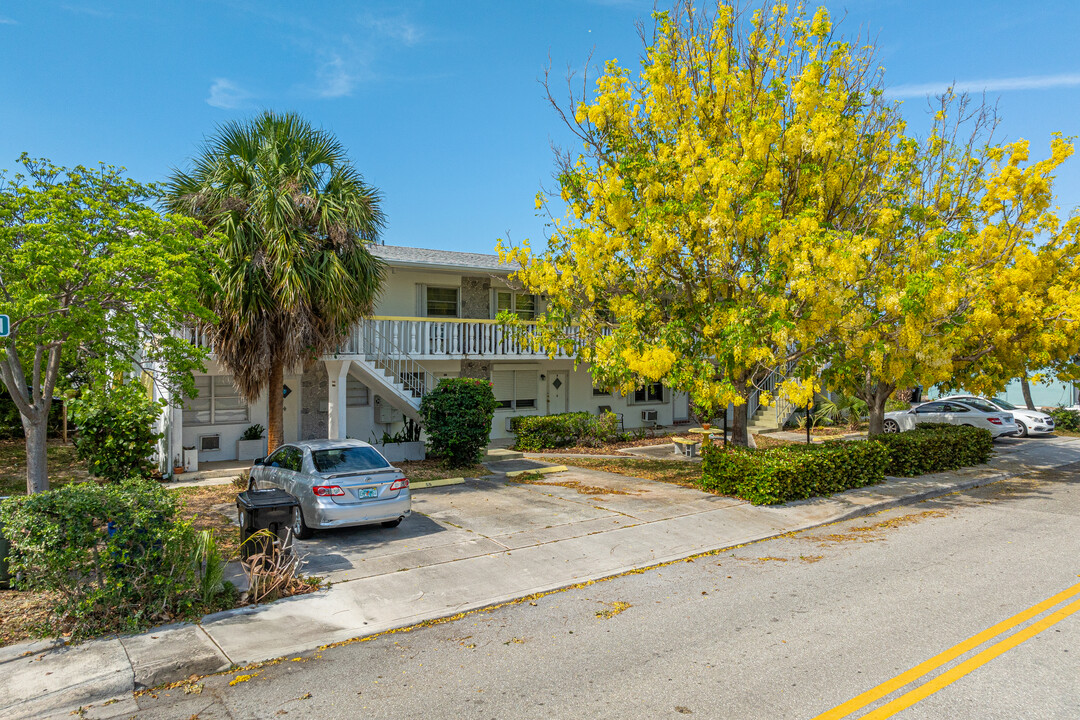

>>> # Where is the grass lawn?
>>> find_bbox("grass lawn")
[559,457,704,489]
[396,459,490,481]
[0,439,88,496]
[173,484,242,559]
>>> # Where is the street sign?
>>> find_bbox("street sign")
[0,315,8,338]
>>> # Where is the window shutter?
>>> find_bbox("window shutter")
[492,370,514,405]
[416,284,426,317]
[516,371,538,407]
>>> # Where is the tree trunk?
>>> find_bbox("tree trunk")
[862,377,896,437]
[22,411,50,495]
[1020,376,1036,410]
[267,356,285,454]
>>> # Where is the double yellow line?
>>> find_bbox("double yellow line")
[813,579,1080,720]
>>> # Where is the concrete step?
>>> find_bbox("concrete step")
[484,447,524,461]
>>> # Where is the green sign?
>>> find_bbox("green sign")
[0,315,7,338]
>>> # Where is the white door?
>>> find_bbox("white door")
[283,375,300,442]
[674,391,690,423]
[547,372,568,415]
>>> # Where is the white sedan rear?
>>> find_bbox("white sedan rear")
[883,399,1018,438]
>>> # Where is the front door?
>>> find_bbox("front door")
[547,372,568,415]
[282,375,300,442]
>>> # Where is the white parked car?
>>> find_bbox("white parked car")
[882,399,1018,438]
[940,395,1055,437]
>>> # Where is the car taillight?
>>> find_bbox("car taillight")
[389,478,409,491]
[987,418,1003,425]
[313,485,345,497]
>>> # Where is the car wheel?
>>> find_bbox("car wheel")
[292,506,314,540]
[883,419,900,433]
[381,517,403,529]
[1015,420,1028,438]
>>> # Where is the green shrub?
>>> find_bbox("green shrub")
[420,378,499,467]
[700,440,889,505]
[510,411,627,451]
[885,398,912,412]
[0,480,232,639]
[875,423,993,476]
[70,382,164,481]
[1048,407,1080,431]
[240,423,265,441]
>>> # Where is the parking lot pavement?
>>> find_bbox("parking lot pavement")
[297,465,736,584]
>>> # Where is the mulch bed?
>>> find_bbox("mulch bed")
[522,430,697,455]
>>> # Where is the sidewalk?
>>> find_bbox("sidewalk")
[4,436,1079,719]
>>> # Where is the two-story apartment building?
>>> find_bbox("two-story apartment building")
[162,245,691,469]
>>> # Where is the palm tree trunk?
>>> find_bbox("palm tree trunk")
[1020,376,1036,410]
[267,356,285,454]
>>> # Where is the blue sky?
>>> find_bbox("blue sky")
[1,1,1078,255]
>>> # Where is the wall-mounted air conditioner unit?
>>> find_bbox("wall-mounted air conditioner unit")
[641,410,658,424]
[198,434,221,452]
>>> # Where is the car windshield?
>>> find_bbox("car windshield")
[961,399,1000,414]
[311,446,391,473]
[991,398,1018,410]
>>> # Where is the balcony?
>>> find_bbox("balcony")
[338,317,578,360]
[184,317,581,362]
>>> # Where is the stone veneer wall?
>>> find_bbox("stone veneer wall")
[460,276,491,319]
[300,366,329,440]
[460,360,491,380]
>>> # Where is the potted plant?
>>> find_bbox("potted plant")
[172,454,185,477]
[237,424,266,460]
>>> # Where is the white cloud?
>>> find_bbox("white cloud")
[0,15,18,24]
[315,55,356,98]
[887,73,1080,99]
[206,78,252,109]
[360,12,423,46]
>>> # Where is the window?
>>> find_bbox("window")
[634,383,665,404]
[426,286,459,317]
[914,402,945,414]
[312,446,390,474]
[495,291,537,320]
[265,446,301,471]
[592,385,611,396]
[492,369,537,410]
[183,376,249,425]
[346,376,370,407]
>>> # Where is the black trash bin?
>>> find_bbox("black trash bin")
[236,488,300,562]
[0,496,10,590]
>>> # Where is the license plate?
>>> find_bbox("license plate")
[356,487,378,499]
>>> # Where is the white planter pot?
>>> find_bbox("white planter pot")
[237,438,267,461]
[182,449,198,473]
[372,441,426,463]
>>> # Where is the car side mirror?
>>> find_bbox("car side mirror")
[253,457,264,466]
[908,410,916,414]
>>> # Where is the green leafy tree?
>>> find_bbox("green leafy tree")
[164,112,386,454]
[0,155,215,494]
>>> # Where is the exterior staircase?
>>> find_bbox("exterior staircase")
[343,320,436,422]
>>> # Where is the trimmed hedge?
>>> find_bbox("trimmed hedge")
[701,441,890,505]
[874,423,993,477]
[700,424,994,505]
[419,377,499,467]
[510,411,626,451]
[1048,407,1080,431]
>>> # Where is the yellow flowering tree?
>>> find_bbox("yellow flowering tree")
[824,92,1079,434]
[500,2,903,445]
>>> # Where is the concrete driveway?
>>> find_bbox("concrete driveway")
[296,459,741,585]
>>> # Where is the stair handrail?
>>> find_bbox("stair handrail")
[360,319,437,403]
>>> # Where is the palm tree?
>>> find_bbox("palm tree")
[164,112,385,453]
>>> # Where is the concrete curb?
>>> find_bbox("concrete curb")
[410,477,466,489]
[505,465,568,478]
[4,441,1077,719]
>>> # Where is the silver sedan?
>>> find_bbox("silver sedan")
[249,439,411,539]
[882,399,1018,438]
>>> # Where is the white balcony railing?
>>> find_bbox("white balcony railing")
[340,317,580,359]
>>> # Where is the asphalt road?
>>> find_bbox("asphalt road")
[123,460,1080,720]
